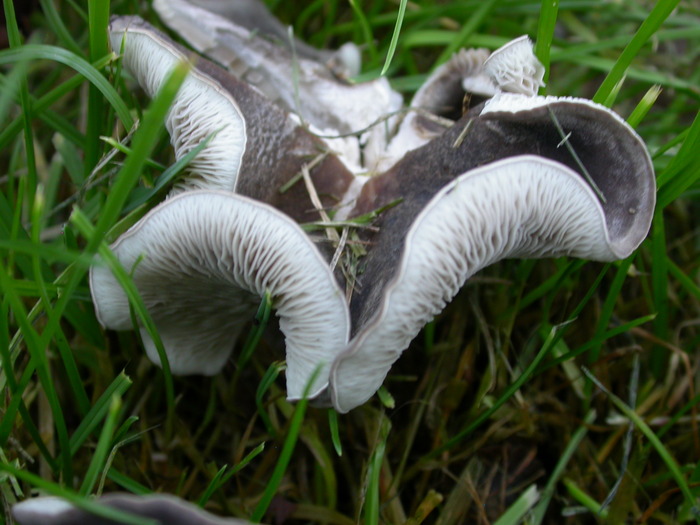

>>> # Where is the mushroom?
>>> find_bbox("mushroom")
[98,15,655,412]
[90,191,350,399]
[328,95,655,412]
[12,493,254,525]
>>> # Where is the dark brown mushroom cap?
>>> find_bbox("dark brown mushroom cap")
[329,94,655,412]
[12,494,254,525]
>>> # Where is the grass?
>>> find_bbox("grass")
[1,0,699,523]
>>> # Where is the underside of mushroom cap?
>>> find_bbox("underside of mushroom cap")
[111,16,356,225]
[330,155,643,412]
[12,494,252,525]
[90,191,350,400]
[110,16,247,194]
[483,35,545,96]
[329,96,655,412]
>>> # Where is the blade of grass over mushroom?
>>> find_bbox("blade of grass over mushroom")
[379,0,407,76]
[71,209,176,441]
[85,0,111,176]
[122,129,220,212]
[79,396,121,495]
[256,362,286,438]
[547,106,606,203]
[87,60,188,250]
[582,367,700,523]
[237,290,272,371]
[534,0,558,92]
[0,463,158,525]
[251,366,321,523]
[592,0,681,106]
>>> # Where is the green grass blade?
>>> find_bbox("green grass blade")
[250,367,321,522]
[79,396,121,495]
[0,45,133,130]
[38,0,83,56]
[328,409,343,457]
[435,0,500,65]
[85,0,111,176]
[380,0,407,76]
[197,442,265,506]
[593,0,681,106]
[583,368,700,522]
[493,484,539,525]
[364,414,391,525]
[69,372,132,455]
[534,0,559,92]
[530,410,596,523]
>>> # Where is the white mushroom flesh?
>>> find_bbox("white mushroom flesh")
[109,19,247,194]
[483,35,545,96]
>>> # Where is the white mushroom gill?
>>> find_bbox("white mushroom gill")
[109,17,247,194]
[330,155,640,413]
[90,191,350,400]
[483,35,545,96]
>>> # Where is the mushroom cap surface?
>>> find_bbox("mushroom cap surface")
[90,191,350,400]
